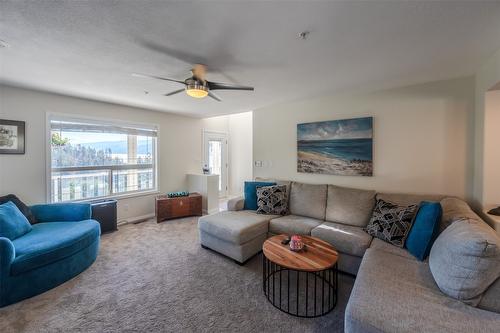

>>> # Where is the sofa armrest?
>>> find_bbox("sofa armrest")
[30,203,92,222]
[227,196,245,211]
[0,237,15,273]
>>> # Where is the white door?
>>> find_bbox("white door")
[203,131,228,197]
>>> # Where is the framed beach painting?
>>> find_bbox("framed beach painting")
[297,117,373,176]
[0,119,25,154]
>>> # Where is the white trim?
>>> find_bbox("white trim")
[117,213,156,226]
[45,112,160,203]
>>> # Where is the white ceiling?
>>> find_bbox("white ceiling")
[1,1,500,117]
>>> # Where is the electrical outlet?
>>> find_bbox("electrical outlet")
[254,160,263,167]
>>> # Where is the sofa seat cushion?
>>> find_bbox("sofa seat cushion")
[325,185,375,227]
[289,182,327,220]
[311,222,372,257]
[198,210,278,245]
[11,220,100,276]
[345,248,500,333]
[369,238,417,261]
[269,215,323,235]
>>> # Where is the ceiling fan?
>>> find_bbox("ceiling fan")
[132,64,254,102]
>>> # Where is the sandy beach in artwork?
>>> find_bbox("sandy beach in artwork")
[297,151,372,176]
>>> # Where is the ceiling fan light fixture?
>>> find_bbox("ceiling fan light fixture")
[186,83,209,99]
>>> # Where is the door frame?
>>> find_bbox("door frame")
[202,130,229,198]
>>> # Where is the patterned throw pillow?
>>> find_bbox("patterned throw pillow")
[365,199,418,247]
[256,185,288,215]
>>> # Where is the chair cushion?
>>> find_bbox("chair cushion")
[243,181,276,210]
[325,185,375,227]
[311,222,372,257]
[406,201,442,260]
[289,182,327,220]
[11,220,100,276]
[429,218,500,305]
[345,248,500,333]
[0,201,33,240]
[198,210,277,245]
[0,194,37,224]
[269,215,323,235]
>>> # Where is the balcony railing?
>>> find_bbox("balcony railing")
[51,164,155,202]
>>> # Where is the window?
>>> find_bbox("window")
[49,116,158,202]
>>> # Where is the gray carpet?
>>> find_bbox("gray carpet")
[0,217,354,333]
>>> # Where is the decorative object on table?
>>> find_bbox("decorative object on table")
[488,206,500,216]
[0,119,25,154]
[289,235,304,252]
[405,201,442,260]
[243,181,276,210]
[297,117,373,176]
[202,164,210,175]
[156,192,202,222]
[256,185,288,215]
[167,191,190,198]
[90,199,118,233]
[262,234,339,317]
[365,198,418,248]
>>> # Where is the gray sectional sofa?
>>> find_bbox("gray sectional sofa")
[198,180,500,332]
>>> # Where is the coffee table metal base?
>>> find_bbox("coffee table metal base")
[262,254,338,318]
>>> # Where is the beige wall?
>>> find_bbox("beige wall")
[228,112,253,196]
[0,85,226,223]
[483,90,500,207]
[473,47,500,209]
[253,77,475,199]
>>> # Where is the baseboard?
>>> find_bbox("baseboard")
[117,213,155,225]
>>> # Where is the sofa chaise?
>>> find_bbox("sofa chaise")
[0,202,100,307]
[198,180,500,332]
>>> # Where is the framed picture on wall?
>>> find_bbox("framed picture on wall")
[0,119,25,154]
[297,117,373,176]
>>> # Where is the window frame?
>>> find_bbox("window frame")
[46,113,159,203]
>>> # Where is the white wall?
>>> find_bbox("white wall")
[228,112,253,196]
[0,85,227,222]
[201,112,253,197]
[253,77,475,199]
[483,90,500,207]
[473,47,500,209]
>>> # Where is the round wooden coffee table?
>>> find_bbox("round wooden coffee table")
[262,234,339,318]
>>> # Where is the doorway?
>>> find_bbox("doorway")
[203,130,228,198]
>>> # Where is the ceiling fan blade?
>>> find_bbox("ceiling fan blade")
[207,81,254,91]
[164,89,185,97]
[208,91,222,102]
[132,73,185,85]
[138,39,206,65]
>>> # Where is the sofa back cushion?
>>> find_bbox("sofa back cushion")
[289,182,327,220]
[440,197,482,232]
[429,218,500,305]
[377,193,445,207]
[0,201,33,240]
[325,185,375,227]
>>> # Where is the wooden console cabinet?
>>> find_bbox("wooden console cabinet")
[156,193,202,223]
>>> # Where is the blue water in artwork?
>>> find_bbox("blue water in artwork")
[298,138,372,162]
